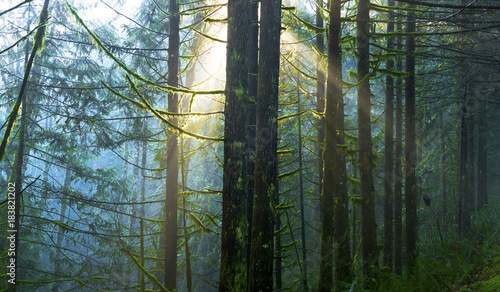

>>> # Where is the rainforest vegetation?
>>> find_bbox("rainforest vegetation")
[1,0,500,291]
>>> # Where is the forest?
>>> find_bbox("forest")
[0,0,500,291]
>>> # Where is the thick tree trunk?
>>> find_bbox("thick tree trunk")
[246,0,258,279]
[328,0,353,289]
[164,0,180,289]
[357,0,377,286]
[274,191,282,291]
[405,1,418,269]
[248,0,281,290]
[219,0,250,290]
[394,11,404,275]
[383,0,395,272]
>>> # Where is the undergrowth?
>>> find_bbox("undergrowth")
[376,200,500,292]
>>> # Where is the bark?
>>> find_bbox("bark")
[274,191,282,291]
[357,0,377,286]
[297,77,308,291]
[320,0,349,290]
[383,0,395,272]
[219,0,250,290]
[316,0,325,228]
[246,0,258,278]
[394,13,404,275]
[181,136,192,292]
[440,112,447,226]
[459,76,471,232]
[405,1,418,269]
[477,109,487,210]
[140,220,145,292]
[140,121,147,290]
[164,0,180,289]
[248,0,281,290]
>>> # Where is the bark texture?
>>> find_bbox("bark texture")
[165,0,180,289]
[357,0,377,286]
[405,1,418,269]
[220,0,250,290]
[248,0,281,290]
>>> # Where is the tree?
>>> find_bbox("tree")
[404,1,418,269]
[357,0,377,286]
[219,0,250,290]
[394,11,404,273]
[383,0,395,271]
[164,0,180,289]
[248,0,281,290]
[319,0,352,290]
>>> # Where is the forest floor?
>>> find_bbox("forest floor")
[457,246,500,291]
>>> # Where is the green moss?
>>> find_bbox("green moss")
[480,275,500,291]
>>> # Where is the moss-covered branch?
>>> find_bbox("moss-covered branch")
[0,0,50,162]
[65,1,224,95]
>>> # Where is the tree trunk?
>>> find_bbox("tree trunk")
[383,0,395,272]
[274,190,282,291]
[459,75,470,232]
[219,0,250,290]
[297,76,308,291]
[440,112,447,226]
[165,0,180,288]
[248,0,281,290]
[477,109,487,210]
[246,0,258,279]
[54,167,71,277]
[394,10,404,275]
[180,135,192,292]
[405,1,418,269]
[357,0,377,286]
[316,0,325,229]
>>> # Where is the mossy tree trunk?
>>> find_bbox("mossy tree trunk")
[357,0,377,287]
[405,1,418,270]
[246,0,258,279]
[316,0,325,229]
[219,0,250,290]
[394,10,404,275]
[248,0,281,290]
[383,0,395,272]
[164,0,180,289]
[297,76,308,291]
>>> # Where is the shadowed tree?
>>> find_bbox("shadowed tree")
[319,0,352,290]
[219,0,250,290]
[164,0,180,289]
[357,0,377,287]
[405,1,418,270]
[248,0,281,290]
[383,0,395,272]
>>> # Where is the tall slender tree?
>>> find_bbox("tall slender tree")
[321,0,353,290]
[316,0,325,224]
[394,8,404,275]
[219,0,250,290]
[477,109,488,210]
[164,0,180,288]
[405,1,418,269]
[357,0,377,286]
[383,0,395,271]
[248,0,281,290]
[246,0,259,279]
